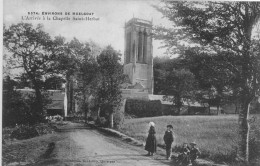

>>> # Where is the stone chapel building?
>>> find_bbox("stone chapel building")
[121,18,208,115]
[121,18,154,100]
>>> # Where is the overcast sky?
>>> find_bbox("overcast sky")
[4,0,173,60]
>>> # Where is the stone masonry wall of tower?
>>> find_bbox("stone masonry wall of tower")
[123,18,154,94]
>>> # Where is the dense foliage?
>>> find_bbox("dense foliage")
[154,1,260,162]
[3,23,124,129]
[95,46,124,128]
[125,99,162,117]
[4,23,64,121]
[2,76,50,126]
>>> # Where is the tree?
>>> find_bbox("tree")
[56,37,100,116]
[53,37,102,119]
[154,1,260,162]
[44,75,65,90]
[182,49,236,114]
[153,56,185,94]
[153,57,198,114]
[3,76,39,126]
[95,46,124,128]
[153,56,171,94]
[163,69,197,114]
[14,73,32,89]
[75,51,99,122]
[3,23,63,121]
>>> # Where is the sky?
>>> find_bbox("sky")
[3,0,173,61]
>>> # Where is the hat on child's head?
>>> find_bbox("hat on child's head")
[167,124,173,129]
[149,122,155,127]
[190,142,197,145]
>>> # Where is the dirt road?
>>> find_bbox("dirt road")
[37,122,173,166]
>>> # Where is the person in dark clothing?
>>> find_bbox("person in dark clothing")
[189,142,200,165]
[177,143,190,165]
[163,124,174,160]
[145,122,157,156]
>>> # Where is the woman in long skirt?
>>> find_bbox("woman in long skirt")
[145,122,157,156]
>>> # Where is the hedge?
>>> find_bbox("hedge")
[125,99,162,117]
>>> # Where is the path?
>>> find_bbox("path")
[37,122,174,166]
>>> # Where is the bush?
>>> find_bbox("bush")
[125,99,162,117]
[87,116,94,121]
[34,123,55,135]
[100,117,108,127]
[10,125,39,140]
[3,90,31,127]
[46,115,63,122]
[96,117,108,127]
[3,123,55,141]
[3,89,49,127]
[249,118,260,165]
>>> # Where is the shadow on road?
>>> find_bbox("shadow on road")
[54,123,94,132]
[36,157,175,166]
[55,127,94,132]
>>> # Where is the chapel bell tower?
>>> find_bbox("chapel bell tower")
[123,18,154,94]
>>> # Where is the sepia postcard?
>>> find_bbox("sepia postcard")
[2,0,260,166]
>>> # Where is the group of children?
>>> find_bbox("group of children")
[177,142,200,165]
[145,122,200,166]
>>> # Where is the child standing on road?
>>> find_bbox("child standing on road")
[163,124,174,160]
[145,122,157,156]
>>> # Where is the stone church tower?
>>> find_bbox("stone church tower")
[123,18,154,94]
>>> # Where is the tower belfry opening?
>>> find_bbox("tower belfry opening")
[123,18,154,94]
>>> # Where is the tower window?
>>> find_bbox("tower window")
[126,32,131,63]
[138,31,143,62]
[143,32,147,63]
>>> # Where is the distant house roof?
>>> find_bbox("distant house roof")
[148,95,208,107]
[148,95,172,105]
[133,83,144,89]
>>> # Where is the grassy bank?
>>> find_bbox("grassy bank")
[119,115,260,163]
[2,122,68,165]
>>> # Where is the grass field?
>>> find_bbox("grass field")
[119,115,260,163]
